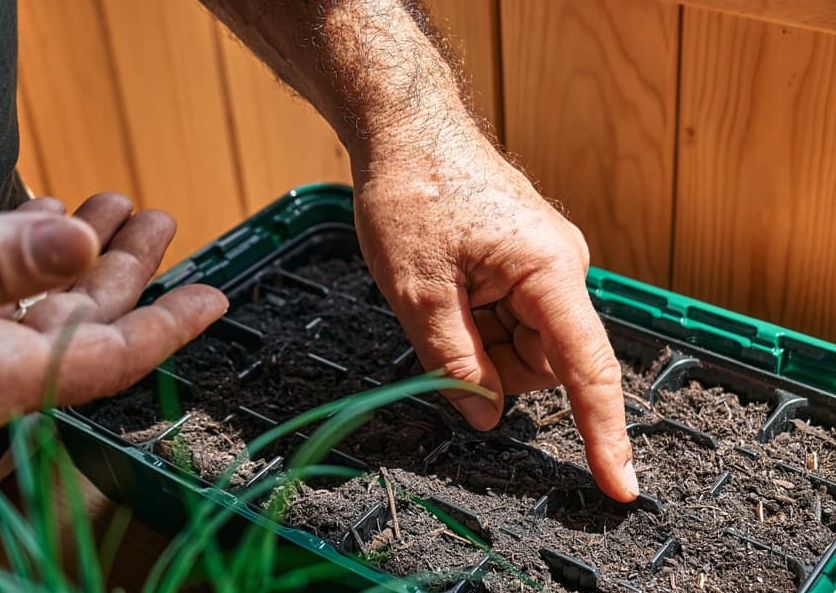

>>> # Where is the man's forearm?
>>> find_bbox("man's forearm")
[199,0,477,162]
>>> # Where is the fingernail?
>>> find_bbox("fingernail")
[623,460,640,498]
[452,394,500,431]
[28,218,98,276]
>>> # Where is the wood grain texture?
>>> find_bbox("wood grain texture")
[674,8,836,341]
[424,0,502,135]
[663,0,836,35]
[500,0,680,286]
[215,25,351,216]
[98,0,245,268]
[16,0,138,209]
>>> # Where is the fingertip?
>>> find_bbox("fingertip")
[585,436,638,502]
[158,284,229,327]
[623,460,640,499]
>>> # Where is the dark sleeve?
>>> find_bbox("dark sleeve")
[1,170,29,211]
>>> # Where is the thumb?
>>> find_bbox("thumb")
[0,213,100,303]
[393,282,504,430]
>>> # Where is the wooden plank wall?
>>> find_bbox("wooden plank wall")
[15,0,836,342]
[674,9,836,341]
[500,0,680,287]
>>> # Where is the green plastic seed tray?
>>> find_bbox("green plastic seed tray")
[49,183,836,593]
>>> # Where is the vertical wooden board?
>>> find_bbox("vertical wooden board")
[674,9,836,341]
[16,0,137,209]
[215,25,351,216]
[500,0,679,286]
[15,91,47,197]
[98,0,245,267]
[424,0,502,133]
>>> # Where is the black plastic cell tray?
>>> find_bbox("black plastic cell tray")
[55,223,836,593]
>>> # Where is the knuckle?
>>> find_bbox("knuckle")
[561,221,590,271]
[566,343,622,393]
[87,191,134,212]
[573,231,591,270]
[442,353,483,384]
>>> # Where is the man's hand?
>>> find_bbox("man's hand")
[197,0,636,502]
[0,193,228,418]
[352,130,638,502]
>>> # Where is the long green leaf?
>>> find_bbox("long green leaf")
[96,504,131,586]
[0,515,32,582]
[289,374,492,470]
[0,571,67,593]
[0,490,45,579]
[147,372,489,593]
[144,464,362,593]
[55,447,105,593]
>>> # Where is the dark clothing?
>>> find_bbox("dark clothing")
[0,0,18,455]
[0,0,20,212]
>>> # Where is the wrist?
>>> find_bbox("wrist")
[346,102,484,173]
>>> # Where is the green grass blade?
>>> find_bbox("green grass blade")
[8,417,65,588]
[5,420,78,591]
[31,421,63,590]
[0,514,33,582]
[96,504,131,587]
[146,372,488,593]
[0,489,46,580]
[0,570,66,593]
[143,464,361,593]
[289,374,491,470]
[207,371,479,494]
[8,318,81,590]
[8,418,37,524]
[224,373,487,586]
[55,446,105,593]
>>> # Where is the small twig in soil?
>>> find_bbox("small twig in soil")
[219,433,238,449]
[623,391,655,411]
[756,500,765,522]
[807,451,819,471]
[379,466,402,541]
[441,529,474,545]
[538,408,573,427]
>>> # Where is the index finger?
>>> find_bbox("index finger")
[511,266,638,502]
[0,284,228,413]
